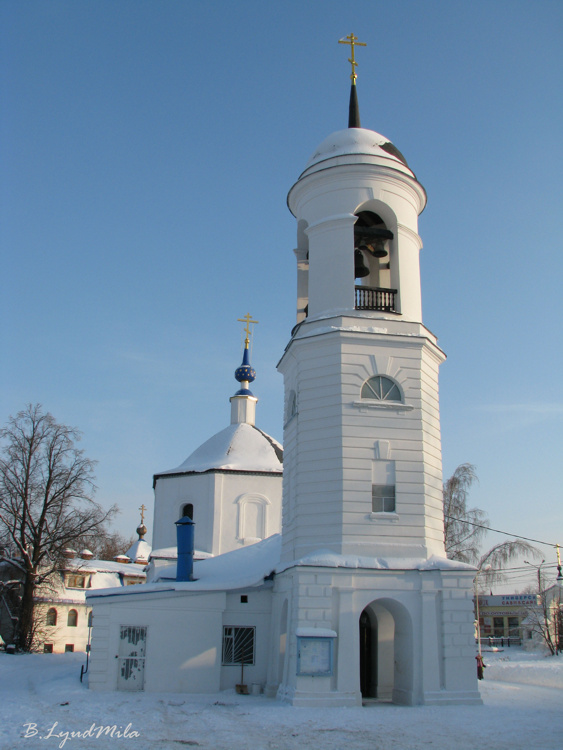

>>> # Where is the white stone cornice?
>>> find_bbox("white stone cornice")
[304,213,357,234]
[396,223,423,251]
[288,163,427,217]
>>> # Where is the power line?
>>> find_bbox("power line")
[443,515,559,549]
[479,562,557,574]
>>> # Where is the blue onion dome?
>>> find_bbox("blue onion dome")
[234,345,256,396]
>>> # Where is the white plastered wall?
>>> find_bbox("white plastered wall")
[88,586,274,694]
[152,471,282,556]
[278,319,446,562]
[271,566,480,707]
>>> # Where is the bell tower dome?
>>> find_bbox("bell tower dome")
[289,125,427,325]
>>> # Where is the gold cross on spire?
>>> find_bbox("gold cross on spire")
[338,33,367,84]
[139,504,147,524]
[237,313,259,347]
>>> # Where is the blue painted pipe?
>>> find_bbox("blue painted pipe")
[175,515,195,582]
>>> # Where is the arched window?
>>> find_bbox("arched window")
[46,608,57,627]
[237,494,271,543]
[67,609,78,627]
[361,375,402,403]
[182,503,194,521]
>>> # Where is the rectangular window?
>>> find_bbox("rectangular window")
[372,485,396,513]
[372,460,396,513]
[43,644,53,653]
[65,644,74,653]
[66,575,86,589]
[222,626,255,666]
[508,617,520,637]
[493,617,504,637]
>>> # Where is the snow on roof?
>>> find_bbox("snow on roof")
[150,547,214,560]
[125,538,152,563]
[87,534,282,598]
[276,550,476,573]
[35,562,146,604]
[300,128,415,179]
[86,535,475,603]
[89,572,122,589]
[156,422,283,476]
[64,557,146,577]
[296,627,337,638]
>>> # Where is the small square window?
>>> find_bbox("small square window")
[65,644,74,653]
[240,595,248,604]
[43,644,53,653]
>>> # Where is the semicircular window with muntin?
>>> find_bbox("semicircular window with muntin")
[361,375,402,403]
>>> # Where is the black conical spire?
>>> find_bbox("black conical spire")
[348,82,361,128]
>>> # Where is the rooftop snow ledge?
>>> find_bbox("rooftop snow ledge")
[296,627,337,638]
[353,401,414,412]
[276,550,476,574]
[88,534,282,598]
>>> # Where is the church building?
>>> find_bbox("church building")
[87,37,481,706]
[148,316,283,576]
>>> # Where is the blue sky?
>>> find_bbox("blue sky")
[2,1,562,589]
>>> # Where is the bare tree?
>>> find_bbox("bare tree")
[475,540,540,590]
[443,463,488,563]
[0,404,116,650]
[521,562,562,655]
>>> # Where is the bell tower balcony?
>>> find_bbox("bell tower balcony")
[354,285,398,313]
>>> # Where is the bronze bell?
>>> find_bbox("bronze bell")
[354,249,370,278]
[369,239,388,258]
[354,226,392,259]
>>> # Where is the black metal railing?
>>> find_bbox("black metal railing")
[477,636,522,648]
[355,286,397,312]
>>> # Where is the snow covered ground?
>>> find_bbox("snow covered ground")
[1,649,561,750]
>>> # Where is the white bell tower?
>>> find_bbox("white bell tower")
[279,99,445,564]
[269,37,480,708]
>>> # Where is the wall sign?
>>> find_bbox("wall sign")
[296,636,334,676]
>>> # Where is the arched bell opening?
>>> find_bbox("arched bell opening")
[295,219,309,324]
[354,211,397,313]
[359,598,413,705]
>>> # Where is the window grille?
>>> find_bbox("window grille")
[361,375,402,402]
[222,626,255,666]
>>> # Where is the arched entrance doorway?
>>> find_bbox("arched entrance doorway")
[359,610,377,697]
[359,599,413,704]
